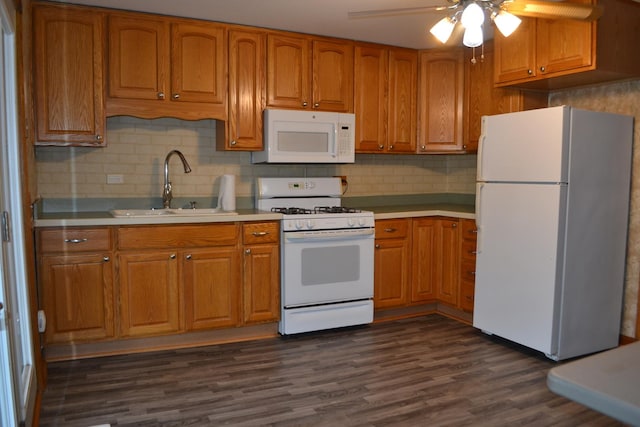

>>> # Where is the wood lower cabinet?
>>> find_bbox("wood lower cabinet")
[411,217,460,305]
[458,219,478,313]
[37,228,115,344]
[374,219,411,308]
[33,4,105,146]
[242,222,280,324]
[183,248,241,330]
[118,251,181,337]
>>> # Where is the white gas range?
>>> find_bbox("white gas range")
[256,177,375,335]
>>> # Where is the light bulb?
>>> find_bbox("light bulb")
[460,2,485,28]
[429,16,456,44]
[493,11,521,37]
[463,25,483,47]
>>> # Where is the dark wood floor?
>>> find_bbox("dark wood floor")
[40,315,624,426]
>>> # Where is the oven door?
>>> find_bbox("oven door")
[282,228,374,307]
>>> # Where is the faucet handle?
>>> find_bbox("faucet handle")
[189,201,197,209]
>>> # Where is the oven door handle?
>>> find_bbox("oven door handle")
[284,229,374,242]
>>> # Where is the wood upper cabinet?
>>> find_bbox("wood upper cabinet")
[267,32,353,112]
[33,4,105,146]
[107,13,227,120]
[374,219,411,308]
[218,28,266,151]
[37,228,115,344]
[353,43,388,153]
[387,48,418,153]
[411,218,460,305]
[242,222,280,324]
[494,0,640,89]
[464,41,548,152]
[417,49,464,153]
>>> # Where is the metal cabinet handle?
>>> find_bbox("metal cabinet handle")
[252,231,269,237]
[96,135,103,141]
[185,254,192,260]
[540,66,546,72]
[302,101,308,107]
[103,256,110,262]
[172,93,180,100]
[527,69,533,75]
[313,102,320,108]
[230,140,237,146]
[158,92,165,99]
[384,228,397,233]
[64,238,88,244]
[170,254,176,259]
[245,249,251,254]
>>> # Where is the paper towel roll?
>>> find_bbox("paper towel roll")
[217,174,236,211]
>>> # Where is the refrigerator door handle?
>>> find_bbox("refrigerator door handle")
[475,183,483,253]
[477,133,486,181]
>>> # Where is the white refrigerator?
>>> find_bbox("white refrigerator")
[474,106,633,361]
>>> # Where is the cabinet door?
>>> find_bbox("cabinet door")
[437,219,460,306]
[183,248,241,330]
[108,15,169,101]
[418,49,464,152]
[354,44,388,153]
[494,17,537,84]
[33,5,105,145]
[266,33,310,109]
[536,17,593,75]
[312,39,353,112]
[387,48,417,153]
[119,251,180,337]
[411,218,438,302]
[243,244,280,324]
[374,219,410,309]
[40,253,114,343]
[223,29,266,151]
[171,22,227,104]
[459,219,478,313]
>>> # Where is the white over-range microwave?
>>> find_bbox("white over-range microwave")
[251,109,356,164]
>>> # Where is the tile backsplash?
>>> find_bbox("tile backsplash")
[34,116,477,202]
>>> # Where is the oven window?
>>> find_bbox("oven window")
[301,245,360,285]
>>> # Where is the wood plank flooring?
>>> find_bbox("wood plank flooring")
[39,315,624,426]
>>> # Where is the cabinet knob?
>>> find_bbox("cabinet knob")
[186,254,192,260]
[103,256,110,262]
[527,69,533,75]
[302,101,308,107]
[157,92,165,99]
[245,249,251,254]
[172,93,180,100]
[170,254,176,259]
[452,223,457,228]
[230,140,237,146]
[389,145,394,150]
[375,244,380,249]
[420,145,426,151]
[96,134,103,141]
[540,66,546,72]
[378,144,384,150]
[313,103,320,108]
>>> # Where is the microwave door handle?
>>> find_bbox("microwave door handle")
[331,127,338,158]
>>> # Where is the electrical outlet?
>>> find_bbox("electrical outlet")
[107,174,124,184]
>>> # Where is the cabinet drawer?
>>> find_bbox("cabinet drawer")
[38,228,112,253]
[459,280,475,312]
[118,223,239,250]
[460,259,477,283]
[461,239,478,262]
[375,219,409,239]
[461,219,478,240]
[243,222,279,245]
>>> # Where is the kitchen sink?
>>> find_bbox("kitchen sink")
[110,208,237,218]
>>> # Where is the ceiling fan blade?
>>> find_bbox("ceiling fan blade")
[347,5,453,19]
[503,0,603,20]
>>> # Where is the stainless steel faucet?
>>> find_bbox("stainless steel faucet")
[162,150,192,209]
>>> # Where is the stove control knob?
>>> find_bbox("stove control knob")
[348,218,356,227]
[306,219,314,229]
[358,218,368,227]
[295,220,305,229]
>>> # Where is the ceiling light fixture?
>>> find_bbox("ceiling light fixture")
[428,0,522,47]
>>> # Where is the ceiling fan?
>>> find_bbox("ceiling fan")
[348,0,603,48]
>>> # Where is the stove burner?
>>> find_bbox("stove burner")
[314,206,361,214]
[270,207,315,215]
